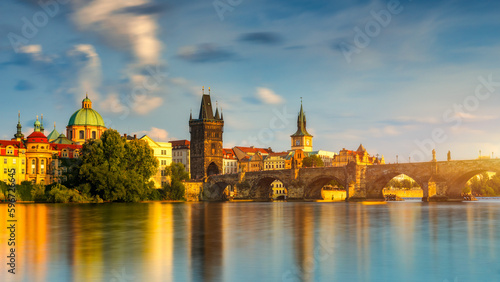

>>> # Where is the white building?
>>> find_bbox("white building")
[223,148,238,174]
[169,140,191,174]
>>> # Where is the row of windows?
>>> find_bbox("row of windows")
[4,168,25,174]
[265,163,285,169]
[173,151,184,157]
[161,150,168,155]
[69,130,98,140]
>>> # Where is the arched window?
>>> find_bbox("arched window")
[92,131,96,139]
[79,130,84,139]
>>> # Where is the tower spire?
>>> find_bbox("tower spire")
[40,113,44,133]
[14,111,24,140]
[291,99,312,137]
[214,101,220,120]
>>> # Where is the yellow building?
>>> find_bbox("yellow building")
[66,94,106,144]
[1,113,27,185]
[139,135,172,188]
[0,141,26,185]
[25,117,53,185]
[271,180,287,200]
[332,144,385,167]
[263,152,292,170]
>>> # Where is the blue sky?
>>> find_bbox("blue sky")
[1,0,500,162]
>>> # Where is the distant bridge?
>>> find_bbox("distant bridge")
[204,159,500,201]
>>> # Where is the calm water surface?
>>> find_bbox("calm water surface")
[1,200,500,282]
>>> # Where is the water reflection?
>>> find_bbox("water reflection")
[1,201,500,281]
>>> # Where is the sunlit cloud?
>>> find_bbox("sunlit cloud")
[255,87,284,105]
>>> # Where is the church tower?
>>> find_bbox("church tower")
[291,99,313,152]
[189,87,224,180]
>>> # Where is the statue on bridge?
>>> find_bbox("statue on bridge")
[447,150,451,161]
[432,149,437,162]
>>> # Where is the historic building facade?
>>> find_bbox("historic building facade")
[332,144,385,167]
[67,95,106,144]
[223,148,238,174]
[189,89,224,180]
[138,135,172,188]
[170,140,191,174]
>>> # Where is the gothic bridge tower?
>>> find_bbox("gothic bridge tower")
[189,87,224,180]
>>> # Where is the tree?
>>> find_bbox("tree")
[302,155,324,168]
[79,129,159,202]
[163,163,189,200]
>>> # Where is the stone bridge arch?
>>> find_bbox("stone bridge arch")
[438,160,500,199]
[205,175,239,200]
[304,174,346,199]
[300,167,348,199]
[364,164,431,200]
[248,175,290,200]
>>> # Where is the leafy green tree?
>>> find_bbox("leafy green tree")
[326,179,344,189]
[0,181,8,200]
[46,184,90,203]
[31,184,47,202]
[302,155,324,168]
[163,163,189,200]
[16,181,34,201]
[79,129,158,202]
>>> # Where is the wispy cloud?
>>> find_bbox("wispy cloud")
[255,87,284,104]
[71,0,162,66]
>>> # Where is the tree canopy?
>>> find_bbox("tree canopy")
[302,155,325,168]
[79,129,159,202]
[163,162,189,200]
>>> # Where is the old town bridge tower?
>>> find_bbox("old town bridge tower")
[189,87,224,180]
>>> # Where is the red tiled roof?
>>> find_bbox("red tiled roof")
[223,148,236,159]
[26,131,48,143]
[234,146,272,154]
[169,140,190,147]
[51,144,82,151]
[269,152,288,157]
[0,140,25,148]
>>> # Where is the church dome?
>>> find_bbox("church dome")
[67,95,105,127]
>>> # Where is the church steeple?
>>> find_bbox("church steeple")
[14,111,24,140]
[291,98,312,137]
[40,114,44,133]
[290,98,313,152]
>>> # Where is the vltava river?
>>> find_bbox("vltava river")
[1,200,500,281]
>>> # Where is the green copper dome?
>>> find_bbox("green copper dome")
[68,95,105,127]
[68,108,105,127]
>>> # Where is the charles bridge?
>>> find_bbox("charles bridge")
[203,159,500,201]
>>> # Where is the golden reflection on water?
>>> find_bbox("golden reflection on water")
[1,201,500,282]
